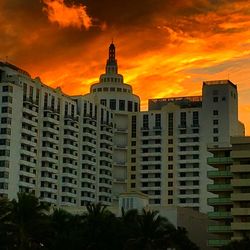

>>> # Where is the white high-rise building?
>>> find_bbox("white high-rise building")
[83,43,140,206]
[0,61,113,207]
[0,44,244,213]
[131,81,244,212]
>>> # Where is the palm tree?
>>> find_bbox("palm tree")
[49,208,84,250]
[0,197,13,249]
[2,192,51,250]
[81,203,119,250]
[170,227,199,250]
[122,209,176,250]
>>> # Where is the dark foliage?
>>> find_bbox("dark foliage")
[0,193,199,250]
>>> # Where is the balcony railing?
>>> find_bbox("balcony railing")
[207,197,232,205]
[207,157,233,165]
[208,239,231,247]
[207,184,233,192]
[207,170,233,178]
[207,211,232,219]
[208,225,231,233]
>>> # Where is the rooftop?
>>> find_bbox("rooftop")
[148,96,202,110]
[0,61,31,77]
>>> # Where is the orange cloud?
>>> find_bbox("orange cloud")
[1,0,250,134]
[42,0,92,29]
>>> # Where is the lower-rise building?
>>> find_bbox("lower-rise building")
[231,136,250,241]
[207,136,250,248]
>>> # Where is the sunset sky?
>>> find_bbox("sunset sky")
[1,0,250,134]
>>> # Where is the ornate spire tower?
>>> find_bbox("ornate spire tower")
[106,43,118,74]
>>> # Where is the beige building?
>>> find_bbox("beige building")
[231,136,250,241]
[207,136,250,248]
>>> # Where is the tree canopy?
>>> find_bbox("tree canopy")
[0,193,199,250]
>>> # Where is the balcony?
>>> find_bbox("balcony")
[207,170,232,178]
[207,157,233,165]
[208,225,231,233]
[231,193,250,201]
[231,164,250,173]
[231,222,250,231]
[231,208,250,216]
[231,150,250,158]
[207,197,232,206]
[208,239,230,247]
[207,184,233,192]
[207,211,232,220]
[231,179,250,187]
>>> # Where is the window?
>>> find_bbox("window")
[213,120,218,125]
[168,173,173,178]
[1,128,11,135]
[1,107,12,114]
[168,139,173,144]
[168,199,173,204]
[0,139,10,146]
[131,166,136,171]
[2,86,13,92]
[2,96,12,103]
[213,97,218,102]
[168,164,173,170]
[128,101,132,112]
[213,137,218,142]
[180,112,186,127]
[134,103,138,112]
[131,174,136,179]
[168,148,173,153]
[192,111,199,126]
[213,110,218,115]
[168,182,173,187]
[168,190,173,195]
[100,99,106,106]
[155,114,161,128]
[1,117,11,124]
[131,183,136,188]
[168,156,173,161]
[0,150,10,156]
[213,128,218,134]
[143,114,149,129]
[131,149,136,154]
[168,113,173,136]
[222,97,226,101]
[110,99,116,110]
[119,100,125,111]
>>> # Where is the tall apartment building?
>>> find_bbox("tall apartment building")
[0,62,113,207]
[0,43,245,213]
[127,81,244,213]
